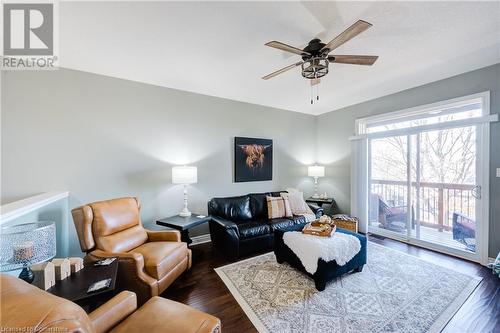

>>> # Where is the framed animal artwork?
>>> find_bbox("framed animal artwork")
[234,137,273,182]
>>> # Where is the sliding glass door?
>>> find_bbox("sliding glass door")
[361,92,491,262]
[369,126,479,251]
[413,126,478,252]
[369,135,410,237]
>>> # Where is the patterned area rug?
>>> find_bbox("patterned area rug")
[215,242,481,333]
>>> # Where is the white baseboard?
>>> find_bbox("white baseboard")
[191,234,211,245]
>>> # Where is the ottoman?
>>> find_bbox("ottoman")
[274,225,367,291]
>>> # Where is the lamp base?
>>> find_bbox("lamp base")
[312,176,320,199]
[179,208,192,217]
[19,266,34,284]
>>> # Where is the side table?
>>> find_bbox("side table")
[306,197,334,207]
[47,258,118,312]
[156,214,211,245]
[156,214,211,261]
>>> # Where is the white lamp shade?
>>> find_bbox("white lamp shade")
[308,165,325,178]
[172,166,197,184]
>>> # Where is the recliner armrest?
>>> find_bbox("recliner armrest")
[87,250,159,305]
[308,203,324,218]
[86,250,157,287]
[89,291,137,333]
[87,249,143,262]
[145,229,181,242]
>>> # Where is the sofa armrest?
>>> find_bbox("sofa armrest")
[89,291,137,333]
[308,203,324,218]
[208,216,240,261]
[210,216,239,234]
[145,229,181,242]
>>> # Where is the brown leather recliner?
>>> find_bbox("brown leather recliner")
[72,197,191,305]
[0,274,221,333]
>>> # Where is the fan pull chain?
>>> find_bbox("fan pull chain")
[317,84,320,101]
[310,85,313,105]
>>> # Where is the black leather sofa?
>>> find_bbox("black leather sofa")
[208,191,323,261]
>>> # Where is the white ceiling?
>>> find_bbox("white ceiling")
[60,1,500,115]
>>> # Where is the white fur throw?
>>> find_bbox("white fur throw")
[283,231,361,274]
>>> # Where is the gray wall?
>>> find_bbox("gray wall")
[3,197,70,258]
[1,69,317,256]
[316,63,500,257]
[2,64,498,257]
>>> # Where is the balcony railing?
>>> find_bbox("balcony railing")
[371,179,475,232]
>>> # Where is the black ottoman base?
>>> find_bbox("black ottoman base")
[274,227,367,291]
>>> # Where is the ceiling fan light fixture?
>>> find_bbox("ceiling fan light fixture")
[262,19,377,105]
[301,57,329,79]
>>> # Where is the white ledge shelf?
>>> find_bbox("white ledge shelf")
[0,191,69,224]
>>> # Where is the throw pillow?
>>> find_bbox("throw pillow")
[281,191,311,215]
[267,196,292,219]
[283,196,293,217]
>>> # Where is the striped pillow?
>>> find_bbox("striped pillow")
[267,196,293,219]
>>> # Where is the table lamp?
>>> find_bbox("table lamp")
[172,165,198,217]
[0,221,57,283]
[308,165,325,198]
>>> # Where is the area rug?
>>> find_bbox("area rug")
[215,242,481,333]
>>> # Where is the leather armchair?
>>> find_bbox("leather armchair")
[72,197,192,305]
[0,274,221,333]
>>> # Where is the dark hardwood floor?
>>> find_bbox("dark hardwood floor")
[162,236,499,333]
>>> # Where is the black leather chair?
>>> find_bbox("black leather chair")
[208,191,323,261]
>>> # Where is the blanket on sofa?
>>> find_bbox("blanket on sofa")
[283,231,361,274]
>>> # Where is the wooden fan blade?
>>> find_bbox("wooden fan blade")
[321,20,372,52]
[262,62,303,80]
[265,41,311,56]
[328,55,378,65]
[311,78,321,86]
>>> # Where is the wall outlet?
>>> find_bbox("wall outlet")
[497,168,500,178]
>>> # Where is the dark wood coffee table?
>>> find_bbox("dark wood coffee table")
[47,258,118,311]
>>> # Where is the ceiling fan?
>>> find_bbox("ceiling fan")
[262,20,378,103]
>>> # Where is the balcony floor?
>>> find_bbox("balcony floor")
[370,223,475,253]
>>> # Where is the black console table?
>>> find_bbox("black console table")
[156,214,211,245]
[156,214,211,262]
[306,197,334,207]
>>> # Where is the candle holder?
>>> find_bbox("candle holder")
[1,222,56,283]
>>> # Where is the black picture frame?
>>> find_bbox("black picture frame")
[234,137,273,182]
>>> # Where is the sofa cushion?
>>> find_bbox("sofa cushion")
[268,216,306,232]
[208,195,252,221]
[267,218,294,232]
[130,242,187,279]
[291,215,307,225]
[237,222,271,239]
[249,193,271,219]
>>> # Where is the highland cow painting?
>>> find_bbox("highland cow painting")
[234,137,273,182]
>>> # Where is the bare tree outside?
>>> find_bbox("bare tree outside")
[371,115,476,184]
